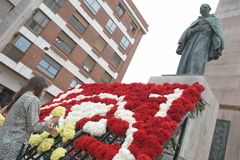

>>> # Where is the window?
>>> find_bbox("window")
[69,77,83,88]
[25,10,50,35]
[54,31,76,55]
[94,36,107,53]
[44,0,65,13]
[70,12,89,34]
[37,54,61,78]
[115,3,125,17]
[120,36,130,50]
[105,19,117,34]
[100,72,112,84]
[14,36,32,52]
[0,0,13,18]
[129,21,137,34]
[82,56,96,73]
[2,35,32,63]
[111,53,121,68]
[84,0,101,15]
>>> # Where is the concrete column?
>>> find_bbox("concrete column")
[205,0,240,106]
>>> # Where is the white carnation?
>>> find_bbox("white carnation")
[83,119,107,137]
[113,148,135,160]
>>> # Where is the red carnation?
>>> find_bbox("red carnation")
[133,130,147,142]
[74,136,97,150]
[106,105,118,118]
[139,147,157,159]
[90,115,105,122]
[128,143,140,156]
[137,154,152,160]
[192,82,205,92]
[107,117,129,137]
[88,141,103,156]
[103,148,119,160]
[112,143,121,150]
[76,118,90,129]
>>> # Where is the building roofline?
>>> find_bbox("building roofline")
[121,0,148,34]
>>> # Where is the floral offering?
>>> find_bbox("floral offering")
[28,134,42,147]
[38,82,204,159]
[60,121,76,143]
[37,138,55,154]
[50,148,66,160]
[51,106,66,117]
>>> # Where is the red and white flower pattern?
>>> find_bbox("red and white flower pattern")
[40,82,204,160]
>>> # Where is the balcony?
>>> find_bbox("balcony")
[2,43,25,63]
[25,18,44,36]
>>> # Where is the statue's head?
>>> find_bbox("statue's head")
[200,3,211,16]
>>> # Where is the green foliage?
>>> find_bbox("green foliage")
[159,98,209,159]
[52,122,59,128]
[188,98,210,119]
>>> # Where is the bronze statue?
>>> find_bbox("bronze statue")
[176,3,224,75]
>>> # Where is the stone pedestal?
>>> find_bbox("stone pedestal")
[148,76,219,160]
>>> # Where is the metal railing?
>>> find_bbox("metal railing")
[25,18,44,36]
[21,128,125,160]
[156,112,189,160]
[21,114,189,160]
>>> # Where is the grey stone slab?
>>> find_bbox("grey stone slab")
[9,0,21,6]
[224,144,240,160]
[205,0,240,159]
[217,109,234,121]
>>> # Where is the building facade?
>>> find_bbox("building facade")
[0,0,148,105]
[205,0,240,159]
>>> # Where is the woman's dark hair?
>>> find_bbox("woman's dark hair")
[6,75,48,112]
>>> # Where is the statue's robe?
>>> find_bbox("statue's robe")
[176,14,224,75]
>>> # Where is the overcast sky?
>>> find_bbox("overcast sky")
[122,1,219,83]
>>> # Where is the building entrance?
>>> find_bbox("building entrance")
[0,84,14,108]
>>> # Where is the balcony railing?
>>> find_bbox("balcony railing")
[2,43,25,63]
[25,18,44,35]
[54,38,72,55]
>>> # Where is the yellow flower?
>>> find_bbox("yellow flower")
[50,148,66,160]
[51,126,64,138]
[64,121,76,130]
[61,128,75,143]
[60,121,76,143]
[28,134,43,147]
[37,138,54,154]
[40,131,50,139]
[51,106,66,117]
[0,114,5,127]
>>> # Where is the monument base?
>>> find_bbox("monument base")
[149,76,219,160]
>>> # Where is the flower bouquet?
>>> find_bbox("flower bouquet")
[50,106,66,128]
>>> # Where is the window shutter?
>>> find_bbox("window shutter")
[84,56,96,70]
[58,31,76,49]
[102,72,112,84]
[94,37,107,53]
[73,12,89,28]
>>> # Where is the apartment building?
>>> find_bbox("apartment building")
[0,0,148,105]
